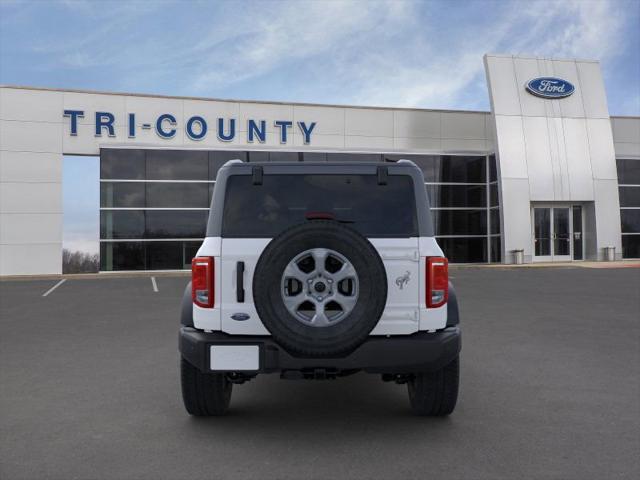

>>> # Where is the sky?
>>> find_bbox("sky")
[1,0,639,253]
[62,156,99,253]
[1,0,639,113]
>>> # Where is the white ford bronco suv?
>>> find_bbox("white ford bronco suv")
[179,159,461,416]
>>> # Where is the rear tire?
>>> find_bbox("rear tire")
[407,356,459,416]
[180,358,232,416]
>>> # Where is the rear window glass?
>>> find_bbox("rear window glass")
[221,174,418,237]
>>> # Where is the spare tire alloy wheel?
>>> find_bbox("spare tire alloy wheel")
[281,248,359,327]
[253,221,387,358]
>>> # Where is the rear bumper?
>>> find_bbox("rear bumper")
[179,326,461,374]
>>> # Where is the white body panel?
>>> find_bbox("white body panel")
[192,235,447,335]
[219,238,271,335]
[368,238,421,335]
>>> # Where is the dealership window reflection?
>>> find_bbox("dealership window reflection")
[617,158,640,259]
[100,149,503,270]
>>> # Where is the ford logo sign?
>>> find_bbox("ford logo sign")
[231,313,250,321]
[526,77,575,99]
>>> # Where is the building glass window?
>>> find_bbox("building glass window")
[247,151,269,162]
[386,154,486,183]
[100,182,145,208]
[426,184,486,208]
[489,183,499,206]
[100,241,202,271]
[432,210,487,236]
[436,155,486,183]
[146,150,208,180]
[145,210,208,238]
[621,235,640,259]
[327,153,382,162]
[489,155,498,182]
[617,158,640,185]
[619,186,640,207]
[620,210,640,233]
[436,237,488,263]
[490,209,501,234]
[302,152,327,162]
[100,150,502,269]
[269,151,301,162]
[146,242,184,270]
[616,159,640,259]
[100,149,145,179]
[100,242,145,271]
[490,236,501,263]
[100,211,145,239]
[146,183,209,208]
[100,210,208,239]
[146,241,202,270]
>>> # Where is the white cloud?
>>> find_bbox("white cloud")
[172,0,629,109]
[187,1,413,92]
[63,235,99,255]
[334,0,629,108]
[11,0,636,111]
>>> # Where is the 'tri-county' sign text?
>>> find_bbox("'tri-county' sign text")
[63,110,317,144]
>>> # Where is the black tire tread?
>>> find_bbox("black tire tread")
[180,358,232,416]
[407,356,459,416]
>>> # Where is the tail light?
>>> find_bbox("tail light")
[426,256,448,308]
[192,257,214,308]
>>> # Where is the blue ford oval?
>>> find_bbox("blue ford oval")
[526,77,575,99]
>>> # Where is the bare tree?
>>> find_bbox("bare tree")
[62,249,99,274]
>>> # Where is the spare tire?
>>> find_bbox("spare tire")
[253,220,387,357]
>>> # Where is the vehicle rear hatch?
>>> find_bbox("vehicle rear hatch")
[218,166,421,335]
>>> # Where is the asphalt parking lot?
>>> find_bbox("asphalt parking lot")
[1,267,639,480]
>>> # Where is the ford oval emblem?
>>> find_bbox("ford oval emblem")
[526,77,575,99]
[231,313,250,321]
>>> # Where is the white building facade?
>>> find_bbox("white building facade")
[1,54,639,275]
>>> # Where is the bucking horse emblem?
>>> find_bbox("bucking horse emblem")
[395,270,411,290]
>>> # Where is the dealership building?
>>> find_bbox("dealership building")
[0,54,639,275]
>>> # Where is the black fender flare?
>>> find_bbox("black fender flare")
[181,281,194,327]
[446,281,460,327]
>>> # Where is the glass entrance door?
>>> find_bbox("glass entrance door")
[534,207,552,260]
[552,207,571,261]
[532,205,583,262]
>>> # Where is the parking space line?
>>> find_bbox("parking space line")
[42,279,66,297]
[151,276,158,292]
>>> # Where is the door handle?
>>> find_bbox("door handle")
[236,261,245,303]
